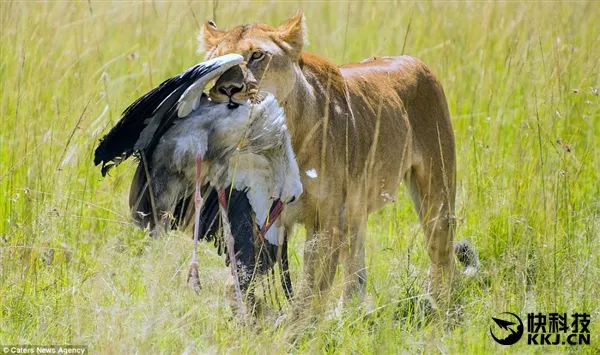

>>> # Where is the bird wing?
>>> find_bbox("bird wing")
[93,53,244,176]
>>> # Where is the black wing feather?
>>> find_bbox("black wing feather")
[93,62,219,176]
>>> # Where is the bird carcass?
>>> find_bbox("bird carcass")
[93,54,302,314]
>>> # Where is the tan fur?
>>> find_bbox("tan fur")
[199,11,473,312]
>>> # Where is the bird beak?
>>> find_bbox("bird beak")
[260,199,284,237]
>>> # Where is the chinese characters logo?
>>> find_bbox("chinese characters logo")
[490,312,591,346]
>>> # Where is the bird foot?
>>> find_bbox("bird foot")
[187,262,201,294]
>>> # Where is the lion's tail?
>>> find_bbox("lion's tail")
[454,240,480,277]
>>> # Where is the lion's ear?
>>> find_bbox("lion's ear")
[277,10,308,59]
[197,20,224,54]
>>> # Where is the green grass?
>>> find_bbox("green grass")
[1,1,599,353]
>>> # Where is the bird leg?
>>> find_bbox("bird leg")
[187,156,203,294]
[260,199,284,238]
[218,188,248,318]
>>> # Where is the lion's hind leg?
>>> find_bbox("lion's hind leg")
[405,161,458,311]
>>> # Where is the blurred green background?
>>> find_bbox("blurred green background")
[1,1,598,353]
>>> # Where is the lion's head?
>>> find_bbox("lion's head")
[197,11,308,106]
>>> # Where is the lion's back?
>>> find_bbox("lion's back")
[338,54,454,204]
[339,55,444,105]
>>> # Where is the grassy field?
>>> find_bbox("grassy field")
[1,1,599,353]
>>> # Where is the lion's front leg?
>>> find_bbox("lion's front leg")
[340,215,368,306]
[293,218,342,316]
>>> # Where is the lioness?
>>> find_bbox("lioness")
[200,11,478,311]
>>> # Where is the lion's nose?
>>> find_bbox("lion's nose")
[218,84,244,98]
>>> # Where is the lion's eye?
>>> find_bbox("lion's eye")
[250,51,265,62]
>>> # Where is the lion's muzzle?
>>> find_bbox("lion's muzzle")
[210,64,259,107]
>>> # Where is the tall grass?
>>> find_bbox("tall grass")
[1,1,598,353]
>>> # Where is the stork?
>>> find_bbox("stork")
[94,54,302,314]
